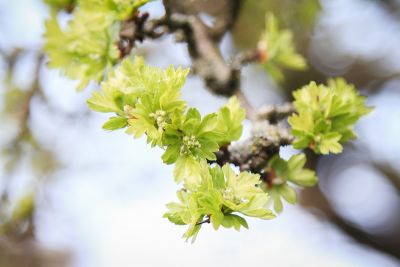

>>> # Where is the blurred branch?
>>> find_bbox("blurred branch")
[0,48,23,75]
[300,150,400,261]
[300,185,400,261]
[256,103,295,123]
[371,161,400,194]
[0,238,70,267]
[0,52,45,239]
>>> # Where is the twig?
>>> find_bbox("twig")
[256,103,295,124]
[196,215,211,225]
[118,13,167,58]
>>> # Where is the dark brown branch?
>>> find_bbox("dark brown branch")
[371,161,400,194]
[196,215,211,225]
[300,185,400,261]
[118,13,167,58]
[163,0,242,41]
[165,13,239,96]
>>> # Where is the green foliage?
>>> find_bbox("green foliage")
[215,96,246,145]
[88,57,246,183]
[44,0,151,90]
[164,163,274,241]
[44,0,75,11]
[78,0,152,20]
[233,0,320,49]
[258,13,307,82]
[11,193,35,222]
[12,0,372,241]
[84,54,370,239]
[44,12,118,90]
[288,78,372,154]
[265,153,317,213]
[162,109,221,181]
[86,56,278,240]
[0,192,35,235]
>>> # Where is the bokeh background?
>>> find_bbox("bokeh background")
[0,0,400,266]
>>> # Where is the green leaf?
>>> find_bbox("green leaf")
[273,195,283,213]
[102,117,128,130]
[172,156,202,185]
[241,208,276,219]
[278,184,297,204]
[266,153,317,212]
[211,212,224,230]
[221,214,249,231]
[215,96,246,145]
[44,0,75,10]
[223,164,262,199]
[287,154,318,186]
[317,132,343,154]
[259,13,307,82]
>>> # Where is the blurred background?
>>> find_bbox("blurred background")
[0,0,400,266]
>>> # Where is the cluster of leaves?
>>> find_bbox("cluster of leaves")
[86,56,278,238]
[288,78,372,154]
[258,13,307,82]
[232,0,320,49]
[85,55,328,239]
[87,56,247,182]
[44,0,151,90]
[263,154,317,213]
[42,1,370,240]
[164,162,275,241]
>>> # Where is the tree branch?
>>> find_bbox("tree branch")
[300,185,400,261]
[213,121,293,173]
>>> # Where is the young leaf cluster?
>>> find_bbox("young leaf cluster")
[86,56,277,239]
[263,153,317,213]
[288,78,372,154]
[88,56,246,183]
[164,162,275,241]
[44,0,151,90]
[258,13,307,82]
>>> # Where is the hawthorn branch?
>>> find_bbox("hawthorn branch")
[256,103,296,124]
[165,13,240,96]
[214,121,293,173]
[118,13,167,58]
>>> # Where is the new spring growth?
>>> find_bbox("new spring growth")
[149,109,168,132]
[180,135,201,156]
